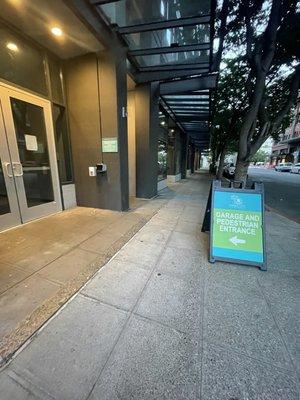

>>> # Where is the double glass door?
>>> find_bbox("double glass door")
[0,83,61,232]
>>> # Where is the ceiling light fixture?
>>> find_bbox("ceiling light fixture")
[51,27,63,37]
[6,42,18,52]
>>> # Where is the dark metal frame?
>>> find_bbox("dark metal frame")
[137,69,209,83]
[129,43,210,57]
[139,62,210,71]
[90,0,122,4]
[116,16,211,34]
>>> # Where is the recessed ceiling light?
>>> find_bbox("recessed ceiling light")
[6,42,18,52]
[8,0,22,6]
[51,27,63,37]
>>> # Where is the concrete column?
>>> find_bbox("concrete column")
[167,142,175,175]
[167,126,185,183]
[65,51,129,211]
[180,132,188,179]
[127,90,136,197]
[135,82,160,198]
[194,150,201,171]
[190,144,195,174]
[194,151,198,171]
[167,124,175,176]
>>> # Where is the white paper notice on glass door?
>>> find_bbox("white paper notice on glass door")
[25,134,38,151]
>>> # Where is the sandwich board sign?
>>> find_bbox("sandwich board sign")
[209,180,266,270]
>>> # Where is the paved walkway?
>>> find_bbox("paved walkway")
[0,198,165,362]
[1,173,299,399]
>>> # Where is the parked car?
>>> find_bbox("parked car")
[290,163,300,174]
[223,163,235,177]
[275,162,293,172]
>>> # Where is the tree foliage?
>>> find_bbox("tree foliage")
[212,0,300,181]
[250,149,269,163]
[211,60,246,176]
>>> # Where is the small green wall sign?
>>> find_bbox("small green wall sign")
[209,180,266,270]
[102,138,118,153]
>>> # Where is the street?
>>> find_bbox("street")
[248,167,300,222]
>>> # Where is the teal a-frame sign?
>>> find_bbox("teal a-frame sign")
[209,180,267,271]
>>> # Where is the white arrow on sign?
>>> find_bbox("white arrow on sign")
[230,236,246,246]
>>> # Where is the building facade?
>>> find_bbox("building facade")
[0,0,216,233]
[271,93,300,165]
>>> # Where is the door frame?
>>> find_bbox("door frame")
[0,82,62,227]
[0,101,22,230]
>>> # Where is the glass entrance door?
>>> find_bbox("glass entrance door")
[0,83,62,231]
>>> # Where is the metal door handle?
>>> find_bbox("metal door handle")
[12,162,23,177]
[4,162,13,178]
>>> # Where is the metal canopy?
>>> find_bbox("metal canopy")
[162,87,212,147]
[160,74,217,95]
[88,0,213,79]
[87,0,216,149]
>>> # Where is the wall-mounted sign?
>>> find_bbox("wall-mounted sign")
[102,138,118,153]
[25,134,38,151]
[209,180,266,270]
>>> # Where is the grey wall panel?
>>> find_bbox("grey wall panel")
[64,52,129,211]
[65,54,102,208]
[97,51,129,211]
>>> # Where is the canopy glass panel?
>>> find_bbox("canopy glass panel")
[100,0,210,27]
[135,49,209,67]
[124,24,210,49]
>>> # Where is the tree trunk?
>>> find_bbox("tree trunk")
[234,158,250,183]
[210,148,217,174]
[216,147,226,180]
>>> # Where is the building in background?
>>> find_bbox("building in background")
[271,92,300,165]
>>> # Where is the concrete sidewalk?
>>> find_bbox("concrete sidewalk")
[0,198,166,363]
[0,173,299,399]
